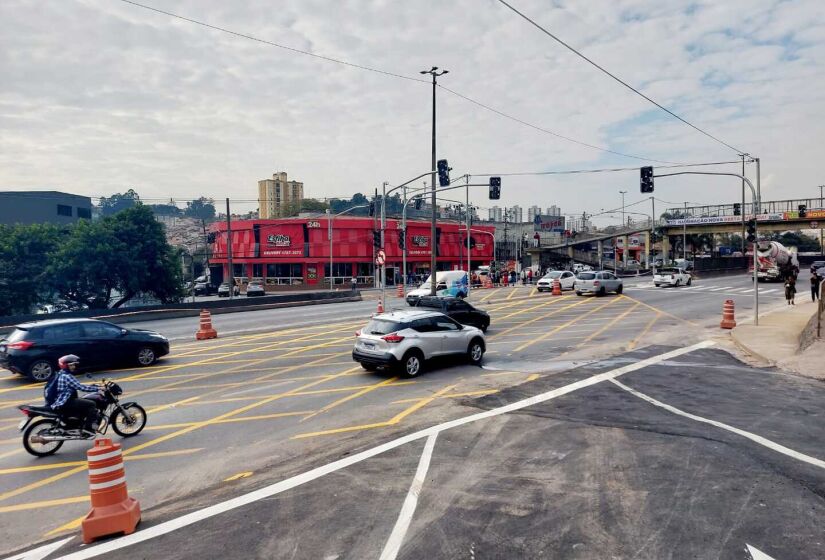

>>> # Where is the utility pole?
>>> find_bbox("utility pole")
[619,191,627,229]
[741,154,746,254]
[225,198,233,300]
[420,66,448,295]
[465,175,471,292]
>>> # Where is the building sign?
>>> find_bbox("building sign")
[407,234,431,257]
[665,213,784,226]
[267,234,291,247]
[307,220,321,228]
[412,235,429,247]
[307,266,317,279]
[534,214,565,232]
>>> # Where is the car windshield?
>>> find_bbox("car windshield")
[363,319,403,335]
[578,272,596,280]
[659,268,680,274]
[545,272,561,279]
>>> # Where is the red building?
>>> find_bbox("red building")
[208,216,495,289]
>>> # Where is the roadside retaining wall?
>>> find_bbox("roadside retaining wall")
[0,290,361,335]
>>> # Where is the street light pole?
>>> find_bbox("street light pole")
[465,175,471,294]
[226,198,233,300]
[420,66,448,296]
[619,190,627,227]
[683,201,688,261]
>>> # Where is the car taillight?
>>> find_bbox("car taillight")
[381,333,405,343]
[7,341,34,350]
[593,281,600,286]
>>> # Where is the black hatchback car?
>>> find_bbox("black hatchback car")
[0,319,170,381]
[414,296,490,332]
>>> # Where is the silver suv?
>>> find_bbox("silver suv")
[352,309,485,377]
[575,271,623,296]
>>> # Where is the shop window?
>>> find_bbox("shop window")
[252,264,264,278]
[232,264,245,278]
[265,263,303,285]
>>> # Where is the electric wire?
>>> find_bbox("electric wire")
[115,0,697,165]
[495,0,748,155]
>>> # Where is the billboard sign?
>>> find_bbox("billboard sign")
[534,214,565,232]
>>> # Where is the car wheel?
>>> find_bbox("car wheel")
[360,363,377,371]
[675,279,681,287]
[616,284,623,294]
[598,287,606,297]
[467,339,485,366]
[654,283,660,287]
[687,277,692,286]
[28,360,54,382]
[137,347,157,366]
[399,350,424,378]
[575,291,582,296]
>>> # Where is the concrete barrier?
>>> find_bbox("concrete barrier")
[0,291,362,335]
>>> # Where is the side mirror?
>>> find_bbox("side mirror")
[120,329,128,336]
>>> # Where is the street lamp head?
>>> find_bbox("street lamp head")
[420,70,429,75]
[442,69,449,74]
[431,66,438,71]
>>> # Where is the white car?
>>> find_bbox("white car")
[654,268,692,287]
[536,271,576,292]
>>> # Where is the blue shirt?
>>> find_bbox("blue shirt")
[44,369,98,410]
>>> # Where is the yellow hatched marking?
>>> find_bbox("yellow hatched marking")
[0,447,204,476]
[224,471,253,481]
[514,296,624,352]
[301,377,401,422]
[627,312,662,350]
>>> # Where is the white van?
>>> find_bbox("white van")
[405,270,469,306]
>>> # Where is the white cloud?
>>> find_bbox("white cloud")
[0,0,823,224]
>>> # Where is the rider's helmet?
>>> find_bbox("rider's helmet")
[58,354,80,369]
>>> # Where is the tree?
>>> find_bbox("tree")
[49,206,184,308]
[0,224,66,316]
[300,198,329,213]
[766,230,821,252]
[184,197,216,221]
[99,189,140,216]
[148,203,182,216]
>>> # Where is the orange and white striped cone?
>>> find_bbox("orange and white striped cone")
[720,299,736,329]
[195,309,218,340]
[552,278,562,296]
[81,439,141,544]
[377,298,384,314]
[396,284,404,298]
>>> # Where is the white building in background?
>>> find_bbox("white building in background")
[488,205,503,222]
[509,205,523,224]
[527,205,541,223]
[546,205,561,217]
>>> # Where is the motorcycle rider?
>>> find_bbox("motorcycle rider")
[44,355,101,436]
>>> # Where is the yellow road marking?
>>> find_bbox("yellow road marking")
[525,373,540,382]
[391,389,499,404]
[44,514,85,537]
[575,302,640,347]
[224,471,253,481]
[627,312,662,350]
[490,297,587,340]
[529,287,537,296]
[301,377,401,422]
[145,411,313,430]
[0,448,22,460]
[0,495,89,513]
[478,289,498,303]
[506,288,519,300]
[292,384,458,439]
[146,395,203,414]
[620,294,699,327]
[0,448,204,476]
[514,296,624,352]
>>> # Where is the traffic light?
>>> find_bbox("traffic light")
[437,159,450,187]
[733,203,741,216]
[746,219,756,243]
[414,196,423,210]
[398,229,405,250]
[798,204,807,218]
[640,166,654,193]
[489,176,501,200]
[368,201,375,217]
[372,230,381,249]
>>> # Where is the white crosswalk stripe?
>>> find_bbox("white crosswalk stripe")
[622,282,784,296]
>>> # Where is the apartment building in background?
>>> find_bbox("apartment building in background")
[258,172,304,218]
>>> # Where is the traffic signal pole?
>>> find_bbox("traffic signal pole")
[654,170,761,325]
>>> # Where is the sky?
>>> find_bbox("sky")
[1,0,824,226]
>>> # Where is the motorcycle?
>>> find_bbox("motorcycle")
[17,380,147,457]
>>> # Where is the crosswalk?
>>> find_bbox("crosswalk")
[624,283,781,295]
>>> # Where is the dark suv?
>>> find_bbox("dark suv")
[0,319,170,381]
[415,296,490,332]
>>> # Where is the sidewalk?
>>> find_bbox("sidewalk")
[731,298,824,380]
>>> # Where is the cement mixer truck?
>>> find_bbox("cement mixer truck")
[753,240,799,282]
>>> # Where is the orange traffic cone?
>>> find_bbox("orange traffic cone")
[195,309,218,340]
[720,299,736,329]
[552,278,562,296]
[81,439,141,544]
[396,284,404,298]
[377,298,384,314]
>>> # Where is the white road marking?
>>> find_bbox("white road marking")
[379,433,438,560]
[50,341,716,560]
[708,286,733,291]
[762,289,778,294]
[610,379,825,470]
[747,544,778,560]
[2,537,73,560]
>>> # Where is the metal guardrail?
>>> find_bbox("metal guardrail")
[666,198,824,219]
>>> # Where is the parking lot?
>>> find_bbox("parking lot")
[0,275,810,558]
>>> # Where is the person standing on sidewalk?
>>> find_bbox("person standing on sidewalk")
[784,275,797,305]
[811,271,821,302]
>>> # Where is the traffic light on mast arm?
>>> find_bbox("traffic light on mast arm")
[398,228,406,250]
[489,176,501,200]
[640,166,654,193]
[798,204,807,218]
[733,203,741,216]
[372,230,381,249]
[746,219,757,243]
[437,159,451,187]
[414,196,423,210]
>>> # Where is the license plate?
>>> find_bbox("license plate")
[363,343,375,350]
[18,418,27,430]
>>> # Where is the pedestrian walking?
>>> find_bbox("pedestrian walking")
[811,271,821,302]
[350,274,358,291]
[784,275,796,305]
[527,268,533,285]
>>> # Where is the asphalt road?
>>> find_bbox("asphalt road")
[0,270,816,559]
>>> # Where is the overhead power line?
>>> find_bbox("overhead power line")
[473,159,743,177]
[495,0,748,155]
[115,0,688,165]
